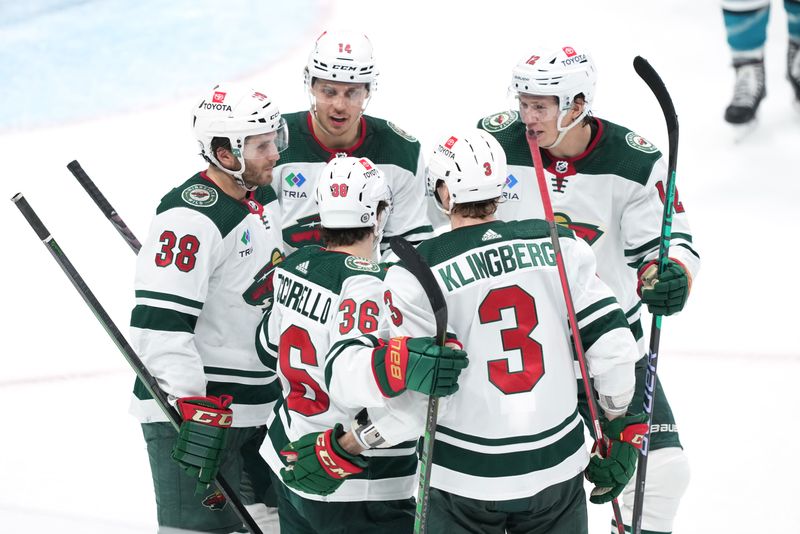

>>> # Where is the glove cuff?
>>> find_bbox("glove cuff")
[315,425,366,480]
[176,395,234,427]
[371,337,410,398]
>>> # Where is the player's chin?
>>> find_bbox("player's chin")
[254,168,274,187]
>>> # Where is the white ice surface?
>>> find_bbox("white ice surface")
[2,1,799,532]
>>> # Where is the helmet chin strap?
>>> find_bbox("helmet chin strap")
[209,153,257,192]
[540,107,589,150]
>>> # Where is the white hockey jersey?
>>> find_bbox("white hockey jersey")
[271,111,433,253]
[257,246,418,502]
[130,173,284,428]
[364,219,640,501]
[478,114,701,351]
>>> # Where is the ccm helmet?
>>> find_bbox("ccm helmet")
[427,129,507,213]
[193,83,288,190]
[315,156,393,236]
[304,30,378,113]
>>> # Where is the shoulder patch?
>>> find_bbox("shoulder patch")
[386,121,417,142]
[181,184,218,208]
[625,132,658,153]
[481,110,519,132]
[344,255,381,273]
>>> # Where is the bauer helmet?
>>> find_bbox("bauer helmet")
[315,156,393,235]
[427,129,508,213]
[511,46,597,147]
[193,83,288,190]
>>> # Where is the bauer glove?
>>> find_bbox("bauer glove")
[638,258,691,316]
[171,395,233,493]
[585,413,649,504]
[371,336,468,397]
[280,423,367,496]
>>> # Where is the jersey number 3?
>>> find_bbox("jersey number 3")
[478,285,544,395]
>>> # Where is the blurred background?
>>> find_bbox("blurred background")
[1,1,798,532]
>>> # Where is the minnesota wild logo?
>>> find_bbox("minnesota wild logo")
[387,121,418,142]
[554,212,604,245]
[243,248,285,309]
[181,184,218,207]
[481,110,519,132]
[283,214,322,247]
[625,132,658,153]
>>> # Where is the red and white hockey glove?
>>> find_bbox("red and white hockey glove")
[171,395,233,493]
[280,423,367,496]
[585,413,648,504]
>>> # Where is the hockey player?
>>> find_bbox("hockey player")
[286,131,646,533]
[721,0,800,124]
[257,156,468,533]
[130,83,287,533]
[478,47,702,534]
[271,29,433,255]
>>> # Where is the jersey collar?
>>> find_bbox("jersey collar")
[305,111,368,160]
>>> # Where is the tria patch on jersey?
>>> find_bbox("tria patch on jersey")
[387,121,418,142]
[345,255,380,273]
[481,110,519,132]
[554,212,604,245]
[625,132,658,153]
[181,184,218,207]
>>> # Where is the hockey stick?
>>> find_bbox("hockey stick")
[525,133,626,534]
[630,55,679,534]
[67,160,142,253]
[10,193,262,534]
[389,236,447,534]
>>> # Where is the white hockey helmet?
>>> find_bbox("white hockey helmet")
[304,30,378,89]
[511,46,597,147]
[193,83,288,190]
[315,156,393,234]
[427,129,507,213]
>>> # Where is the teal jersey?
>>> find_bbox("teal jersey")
[130,173,284,427]
[271,111,433,253]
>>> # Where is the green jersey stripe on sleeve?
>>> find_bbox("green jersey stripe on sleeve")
[207,380,281,405]
[130,305,198,333]
[135,290,204,309]
[576,297,618,322]
[324,334,380,388]
[578,308,631,351]
[203,366,274,379]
